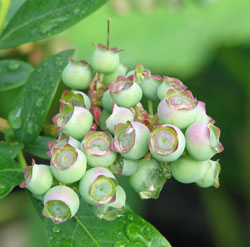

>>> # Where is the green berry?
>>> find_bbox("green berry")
[102,90,113,113]
[102,64,128,86]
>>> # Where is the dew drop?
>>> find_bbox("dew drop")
[127,213,134,221]
[40,17,68,34]
[113,240,127,247]
[0,182,11,196]
[52,226,61,233]
[9,107,22,129]
[35,98,43,107]
[73,8,80,14]
[8,61,20,71]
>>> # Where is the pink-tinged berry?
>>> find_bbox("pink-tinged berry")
[102,64,128,86]
[112,121,150,160]
[94,185,126,221]
[171,156,211,184]
[91,44,121,73]
[50,144,87,184]
[79,167,117,206]
[81,131,117,167]
[109,76,143,108]
[61,90,91,110]
[140,70,163,101]
[62,58,93,90]
[193,101,213,124]
[20,160,53,195]
[102,90,113,113]
[157,76,187,101]
[185,121,224,161]
[149,124,185,162]
[196,160,221,188]
[52,104,93,140]
[157,89,198,129]
[129,157,166,199]
[106,104,134,134]
[42,185,79,224]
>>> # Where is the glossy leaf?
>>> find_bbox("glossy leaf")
[25,136,55,160]
[0,0,109,49]
[0,59,33,91]
[0,142,24,159]
[8,49,74,144]
[30,195,171,247]
[0,152,23,201]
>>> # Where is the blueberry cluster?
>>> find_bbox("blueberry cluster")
[20,42,223,224]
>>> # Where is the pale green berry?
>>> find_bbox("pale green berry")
[192,101,213,124]
[42,185,79,224]
[102,90,113,113]
[129,157,166,199]
[91,44,120,73]
[149,124,185,162]
[79,167,117,206]
[171,156,210,184]
[100,110,110,130]
[20,160,53,195]
[81,131,117,168]
[50,144,87,184]
[102,64,128,86]
[185,121,224,161]
[196,160,221,188]
[112,121,150,160]
[106,104,134,134]
[62,58,93,90]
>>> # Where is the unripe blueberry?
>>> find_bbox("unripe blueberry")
[52,104,93,140]
[20,160,53,195]
[91,44,121,73]
[109,155,139,176]
[102,90,113,113]
[149,124,185,162]
[61,90,91,110]
[106,104,134,134]
[128,63,145,83]
[185,121,224,161]
[109,76,143,108]
[94,185,126,221]
[157,89,198,129]
[171,156,210,184]
[157,76,187,101]
[42,185,79,224]
[79,167,117,206]
[140,71,163,101]
[50,144,87,184]
[193,101,213,124]
[100,110,110,130]
[81,131,117,168]
[62,58,93,90]
[112,121,150,160]
[196,160,221,188]
[129,157,166,199]
[102,64,128,86]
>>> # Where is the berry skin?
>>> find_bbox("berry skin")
[139,70,163,101]
[102,90,113,113]
[129,157,166,199]
[157,89,198,129]
[20,160,53,195]
[94,185,126,221]
[109,76,143,108]
[192,101,213,124]
[52,104,93,140]
[42,185,80,224]
[185,121,224,161]
[91,44,121,73]
[61,90,91,110]
[196,160,221,188]
[50,144,87,184]
[79,167,117,206]
[112,121,150,160]
[100,109,110,130]
[149,124,185,162]
[106,104,134,134]
[62,58,93,90]
[81,131,117,168]
[102,64,128,86]
[171,156,211,184]
[157,76,187,101]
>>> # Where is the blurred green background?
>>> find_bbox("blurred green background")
[1,0,250,246]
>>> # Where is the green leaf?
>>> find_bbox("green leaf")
[0,152,23,201]
[30,195,171,247]
[0,0,109,49]
[0,59,33,91]
[25,136,56,160]
[0,142,24,159]
[8,49,74,145]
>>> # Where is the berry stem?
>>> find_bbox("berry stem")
[17,151,27,169]
[148,100,154,115]
[107,19,110,50]
[133,105,142,117]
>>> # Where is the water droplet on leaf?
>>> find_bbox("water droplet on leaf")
[8,61,20,71]
[9,107,22,129]
[0,182,11,196]
[40,17,68,34]
[52,226,61,233]
[113,240,127,247]
[35,98,43,107]
[73,8,80,14]
[127,213,134,221]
